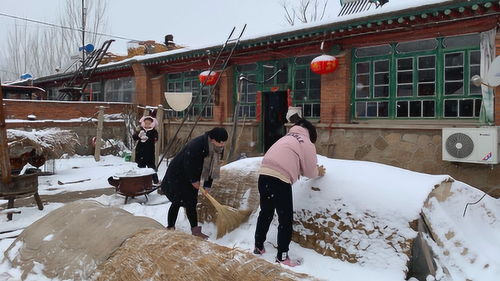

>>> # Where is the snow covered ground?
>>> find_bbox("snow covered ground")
[0,155,498,281]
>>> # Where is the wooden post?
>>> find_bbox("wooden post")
[0,80,12,184]
[155,105,164,167]
[94,106,105,162]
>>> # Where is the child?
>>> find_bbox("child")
[132,116,159,184]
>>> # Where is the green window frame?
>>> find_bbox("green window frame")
[293,55,321,119]
[352,33,481,120]
[166,71,214,119]
[235,63,259,119]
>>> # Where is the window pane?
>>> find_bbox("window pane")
[397,101,408,117]
[375,60,389,72]
[309,89,320,100]
[374,86,389,97]
[419,70,435,83]
[356,102,366,117]
[398,58,413,70]
[475,99,482,117]
[396,38,438,53]
[418,83,435,96]
[277,63,288,84]
[295,69,307,79]
[459,99,474,117]
[356,62,370,74]
[312,103,320,117]
[397,85,413,97]
[295,90,306,101]
[304,104,312,117]
[423,100,435,117]
[367,102,377,117]
[410,101,421,117]
[398,71,413,84]
[375,73,389,84]
[444,33,480,49]
[356,72,370,98]
[444,100,458,117]
[295,79,306,90]
[356,45,392,58]
[445,82,463,95]
[168,73,182,80]
[310,77,321,89]
[419,56,435,69]
[445,67,464,81]
[378,102,388,117]
[445,52,464,66]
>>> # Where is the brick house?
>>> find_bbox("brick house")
[28,0,500,194]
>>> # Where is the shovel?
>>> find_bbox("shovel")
[199,186,252,238]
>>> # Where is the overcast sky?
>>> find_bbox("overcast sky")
[0,0,339,55]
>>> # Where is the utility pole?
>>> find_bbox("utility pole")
[82,0,86,69]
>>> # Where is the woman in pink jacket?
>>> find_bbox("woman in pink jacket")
[254,118,325,267]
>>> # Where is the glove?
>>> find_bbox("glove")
[317,165,326,177]
[139,130,148,142]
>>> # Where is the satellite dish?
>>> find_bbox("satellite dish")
[164,92,192,111]
[78,44,95,53]
[485,56,500,87]
[20,73,33,80]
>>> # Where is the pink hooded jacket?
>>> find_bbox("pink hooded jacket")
[260,126,319,184]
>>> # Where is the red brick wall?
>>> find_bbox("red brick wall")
[320,50,351,124]
[132,63,154,105]
[3,99,131,120]
[151,74,166,107]
[215,67,234,123]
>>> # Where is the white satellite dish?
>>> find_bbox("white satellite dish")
[164,92,192,111]
[485,56,500,87]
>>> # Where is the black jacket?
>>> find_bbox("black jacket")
[133,127,158,164]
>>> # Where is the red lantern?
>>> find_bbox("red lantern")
[310,55,338,75]
[198,70,220,85]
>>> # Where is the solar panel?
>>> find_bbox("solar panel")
[338,0,388,17]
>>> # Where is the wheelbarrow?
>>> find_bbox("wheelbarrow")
[108,174,160,204]
[0,173,43,220]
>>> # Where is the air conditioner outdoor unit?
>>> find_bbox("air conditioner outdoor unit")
[442,127,500,164]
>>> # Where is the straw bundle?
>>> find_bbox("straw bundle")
[199,186,252,238]
[7,128,79,158]
[94,229,319,281]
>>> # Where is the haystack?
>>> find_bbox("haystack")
[199,157,448,274]
[94,229,319,281]
[7,128,79,158]
[3,200,164,280]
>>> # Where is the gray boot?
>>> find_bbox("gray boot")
[191,226,209,239]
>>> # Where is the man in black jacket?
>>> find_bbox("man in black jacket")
[161,127,228,238]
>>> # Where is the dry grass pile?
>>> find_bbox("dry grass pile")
[197,169,260,224]
[3,200,164,280]
[7,128,79,158]
[94,229,319,281]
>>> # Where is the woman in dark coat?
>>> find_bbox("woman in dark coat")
[161,127,228,238]
[132,116,159,184]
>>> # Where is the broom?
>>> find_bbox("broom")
[199,186,252,238]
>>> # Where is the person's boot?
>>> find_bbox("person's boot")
[191,226,209,239]
[166,226,175,230]
[275,252,303,267]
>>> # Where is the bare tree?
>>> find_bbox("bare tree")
[1,0,108,81]
[282,0,329,26]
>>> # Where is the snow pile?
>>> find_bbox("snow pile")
[422,180,500,281]
[218,156,449,277]
[7,128,79,158]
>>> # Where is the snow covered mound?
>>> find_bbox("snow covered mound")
[422,180,500,281]
[3,200,163,280]
[94,229,319,281]
[211,156,449,278]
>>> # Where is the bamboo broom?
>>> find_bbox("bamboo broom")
[199,186,252,238]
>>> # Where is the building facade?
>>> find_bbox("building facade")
[32,0,500,194]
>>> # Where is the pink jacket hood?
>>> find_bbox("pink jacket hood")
[261,125,319,184]
[139,116,158,130]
